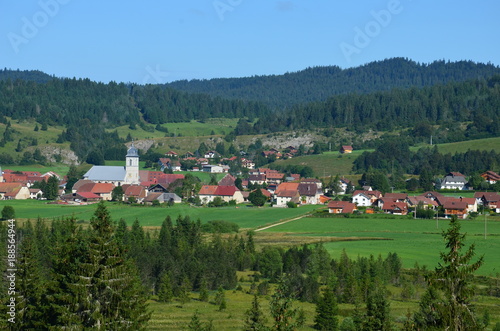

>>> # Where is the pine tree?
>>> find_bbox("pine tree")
[1,222,45,330]
[314,287,338,330]
[214,285,227,311]
[362,287,391,331]
[188,310,204,330]
[157,272,174,303]
[243,294,268,331]
[427,216,484,330]
[269,276,300,331]
[199,278,209,302]
[44,203,151,329]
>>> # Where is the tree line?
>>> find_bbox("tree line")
[167,58,500,110]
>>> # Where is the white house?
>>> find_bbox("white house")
[352,192,372,206]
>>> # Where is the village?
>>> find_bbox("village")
[0,144,499,220]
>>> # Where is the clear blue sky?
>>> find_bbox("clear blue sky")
[1,0,499,84]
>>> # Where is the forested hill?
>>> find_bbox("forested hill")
[249,75,500,137]
[166,58,500,109]
[0,69,56,83]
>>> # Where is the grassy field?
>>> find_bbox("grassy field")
[260,215,500,277]
[0,200,318,229]
[434,136,500,154]
[272,150,371,178]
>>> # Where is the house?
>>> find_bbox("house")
[143,192,182,204]
[122,185,147,203]
[61,191,102,203]
[148,183,170,193]
[419,191,444,201]
[383,193,408,202]
[202,165,223,173]
[218,174,236,186]
[0,183,30,200]
[340,145,353,154]
[76,182,115,201]
[165,151,178,157]
[328,201,357,214]
[274,182,300,207]
[352,190,382,206]
[158,158,181,172]
[407,196,438,209]
[352,191,372,207]
[479,192,500,212]
[298,183,322,204]
[241,159,255,169]
[436,172,467,190]
[301,178,322,189]
[481,171,500,184]
[214,185,244,203]
[266,172,285,185]
[204,151,217,159]
[248,174,266,186]
[381,202,408,215]
[442,198,469,219]
[29,188,43,199]
[198,185,218,204]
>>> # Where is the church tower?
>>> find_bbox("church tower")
[125,144,139,184]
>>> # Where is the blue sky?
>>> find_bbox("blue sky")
[1,0,499,84]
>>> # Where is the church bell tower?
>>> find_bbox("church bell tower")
[125,144,139,184]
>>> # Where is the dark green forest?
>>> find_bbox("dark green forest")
[251,76,500,136]
[167,58,500,109]
[1,60,500,164]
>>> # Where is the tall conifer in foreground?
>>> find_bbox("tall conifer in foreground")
[44,202,150,329]
[424,216,484,330]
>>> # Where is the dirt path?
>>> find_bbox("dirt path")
[255,214,310,232]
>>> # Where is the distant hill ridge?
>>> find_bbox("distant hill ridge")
[166,58,500,109]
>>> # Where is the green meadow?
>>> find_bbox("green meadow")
[272,149,371,178]
[261,216,500,277]
[0,200,318,229]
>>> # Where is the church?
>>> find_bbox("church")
[83,144,140,185]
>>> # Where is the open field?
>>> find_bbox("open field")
[260,215,500,277]
[272,150,371,178]
[0,200,318,229]
[434,136,500,154]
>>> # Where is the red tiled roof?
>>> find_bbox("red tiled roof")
[199,185,218,195]
[275,183,299,195]
[77,192,101,199]
[91,183,115,194]
[442,198,468,210]
[328,201,356,213]
[215,185,238,196]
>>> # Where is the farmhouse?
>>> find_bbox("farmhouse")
[202,165,223,173]
[328,201,356,214]
[442,198,469,219]
[481,171,500,184]
[274,182,300,207]
[0,183,30,200]
[436,172,467,190]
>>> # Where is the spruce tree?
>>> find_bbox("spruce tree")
[427,216,484,330]
[243,294,268,331]
[157,272,174,303]
[314,287,338,330]
[214,285,227,311]
[269,276,301,331]
[45,203,151,329]
[13,224,45,330]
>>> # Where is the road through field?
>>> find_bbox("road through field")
[255,214,309,231]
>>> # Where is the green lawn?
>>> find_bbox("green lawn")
[434,136,500,154]
[261,216,500,277]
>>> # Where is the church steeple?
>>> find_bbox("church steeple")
[125,144,139,184]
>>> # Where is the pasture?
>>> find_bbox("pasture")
[260,215,500,277]
[0,200,318,229]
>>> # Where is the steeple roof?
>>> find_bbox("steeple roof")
[126,144,139,157]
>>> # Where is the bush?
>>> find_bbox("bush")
[201,220,239,233]
[286,201,297,208]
